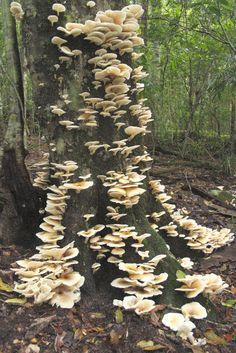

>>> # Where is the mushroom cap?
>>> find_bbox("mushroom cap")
[50,285,81,309]
[57,271,85,287]
[48,15,58,25]
[176,275,206,298]
[203,273,228,294]
[111,277,139,288]
[52,3,66,14]
[181,302,207,319]
[179,257,194,270]
[135,299,156,315]
[177,320,196,340]
[87,1,96,8]
[123,295,139,309]
[162,313,186,331]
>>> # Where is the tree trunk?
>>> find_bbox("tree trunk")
[0,0,40,245]
[230,98,236,155]
[19,0,197,307]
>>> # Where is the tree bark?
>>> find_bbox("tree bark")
[20,0,195,306]
[0,0,40,245]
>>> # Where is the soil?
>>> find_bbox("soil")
[0,147,235,353]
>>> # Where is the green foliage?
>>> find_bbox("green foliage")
[138,0,236,166]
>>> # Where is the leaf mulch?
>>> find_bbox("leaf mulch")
[0,151,235,353]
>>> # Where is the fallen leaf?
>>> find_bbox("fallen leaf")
[137,340,154,348]
[150,311,160,327]
[191,347,204,353]
[221,299,236,308]
[110,329,121,345]
[230,287,236,295]
[115,308,123,323]
[90,312,106,319]
[25,315,56,340]
[54,329,66,352]
[143,344,166,351]
[5,297,27,305]
[82,346,89,353]
[224,333,234,343]
[0,278,13,292]
[74,327,85,341]
[154,304,166,312]
[25,344,40,353]
[204,329,227,345]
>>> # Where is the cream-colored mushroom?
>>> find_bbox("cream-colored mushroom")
[48,15,58,26]
[181,302,207,319]
[162,313,186,331]
[52,3,66,16]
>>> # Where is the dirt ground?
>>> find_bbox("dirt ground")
[0,149,235,353]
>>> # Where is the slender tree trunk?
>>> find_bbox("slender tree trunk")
[0,0,40,245]
[230,98,236,155]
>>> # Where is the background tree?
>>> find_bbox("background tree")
[0,0,39,244]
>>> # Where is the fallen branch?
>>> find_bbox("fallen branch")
[182,184,236,212]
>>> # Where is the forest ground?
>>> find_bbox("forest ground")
[0,140,235,353]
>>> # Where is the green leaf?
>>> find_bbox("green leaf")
[176,270,186,279]
[115,308,123,324]
[222,299,236,308]
[0,278,13,292]
[5,297,27,305]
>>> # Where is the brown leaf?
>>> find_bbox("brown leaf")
[110,326,125,346]
[25,315,56,340]
[54,329,66,352]
[154,304,167,312]
[74,327,85,341]
[204,329,227,345]
[191,347,204,353]
[150,311,161,327]
[230,286,236,294]
[25,344,40,353]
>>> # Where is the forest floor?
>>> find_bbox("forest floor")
[0,145,235,353]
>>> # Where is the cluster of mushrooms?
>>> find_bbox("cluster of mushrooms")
[112,256,168,314]
[175,273,228,298]
[12,4,234,346]
[149,179,234,253]
[10,1,24,20]
[162,302,207,345]
[14,161,95,308]
[162,273,229,344]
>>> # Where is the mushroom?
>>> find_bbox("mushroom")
[52,3,66,16]
[10,2,24,20]
[124,126,147,141]
[87,1,96,8]
[181,302,207,319]
[51,36,68,46]
[162,313,186,331]
[48,15,58,26]
[177,320,196,340]
[203,273,228,294]
[51,107,66,116]
[134,299,156,315]
[179,257,194,270]
[175,275,206,298]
